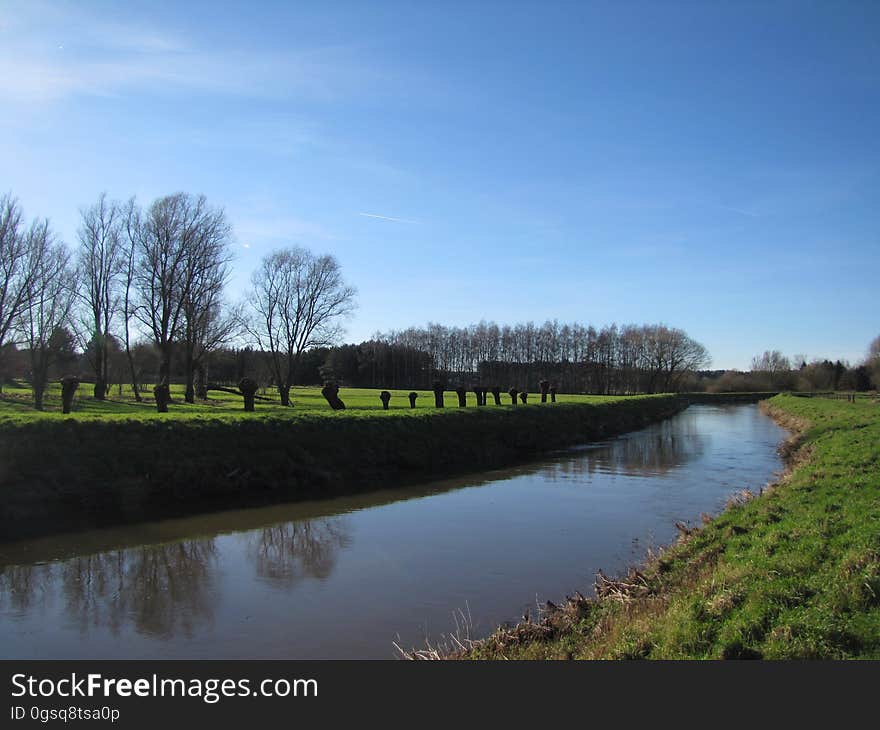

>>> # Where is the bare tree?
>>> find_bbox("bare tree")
[751,350,790,374]
[179,219,233,403]
[0,193,36,390]
[751,350,793,389]
[352,320,709,394]
[187,302,242,400]
[247,247,356,405]
[19,222,77,409]
[868,335,880,362]
[129,193,232,410]
[867,335,880,389]
[121,199,143,401]
[656,326,710,392]
[76,194,125,399]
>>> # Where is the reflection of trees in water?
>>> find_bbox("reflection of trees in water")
[542,417,709,480]
[1,516,352,639]
[0,563,54,613]
[0,539,217,639]
[248,518,352,586]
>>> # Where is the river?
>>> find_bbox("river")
[0,403,787,659]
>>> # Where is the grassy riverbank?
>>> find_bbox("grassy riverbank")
[0,382,635,421]
[456,394,880,659]
[0,390,684,543]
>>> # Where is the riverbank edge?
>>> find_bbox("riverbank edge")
[0,395,688,544]
[438,394,854,660]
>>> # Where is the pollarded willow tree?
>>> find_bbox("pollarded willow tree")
[247,247,356,406]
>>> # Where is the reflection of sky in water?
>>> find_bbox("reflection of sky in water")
[0,405,787,659]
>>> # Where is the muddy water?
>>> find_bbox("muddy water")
[0,404,786,658]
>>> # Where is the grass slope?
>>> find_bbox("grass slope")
[0,382,630,422]
[0,387,683,543]
[463,394,880,659]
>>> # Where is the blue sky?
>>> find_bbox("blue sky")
[2,0,878,369]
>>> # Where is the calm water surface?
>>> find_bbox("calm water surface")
[0,404,787,658]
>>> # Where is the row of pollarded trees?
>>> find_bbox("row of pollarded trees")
[0,191,356,411]
[351,321,711,394]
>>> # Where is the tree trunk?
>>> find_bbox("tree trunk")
[31,354,48,410]
[239,378,258,412]
[279,384,291,406]
[33,383,45,411]
[93,343,108,400]
[158,341,173,386]
[93,374,106,400]
[195,362,208,400]
[539,380,549,403]
[125,347,142,402]
[61,376,79,413]
[154,383,170,413]
[321,383,346,410]
[124,310,141,401]
[183,349,196,403]
[432,381,444,408]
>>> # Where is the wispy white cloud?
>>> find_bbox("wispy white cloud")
[185,117,319,158]
[0,1,381,104]
[358,212,422,224]
[718,204,760,218]
[0,48,374,104]
[233,211,337,248]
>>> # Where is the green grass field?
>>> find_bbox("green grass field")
[462,394,880,659]
[0,381,632,423]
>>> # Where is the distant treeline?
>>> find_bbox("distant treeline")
[2,320,713,395]
[4,330,879,397]
[697,349,879,393]
[321,322,710,394]
[4,191,879,409]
